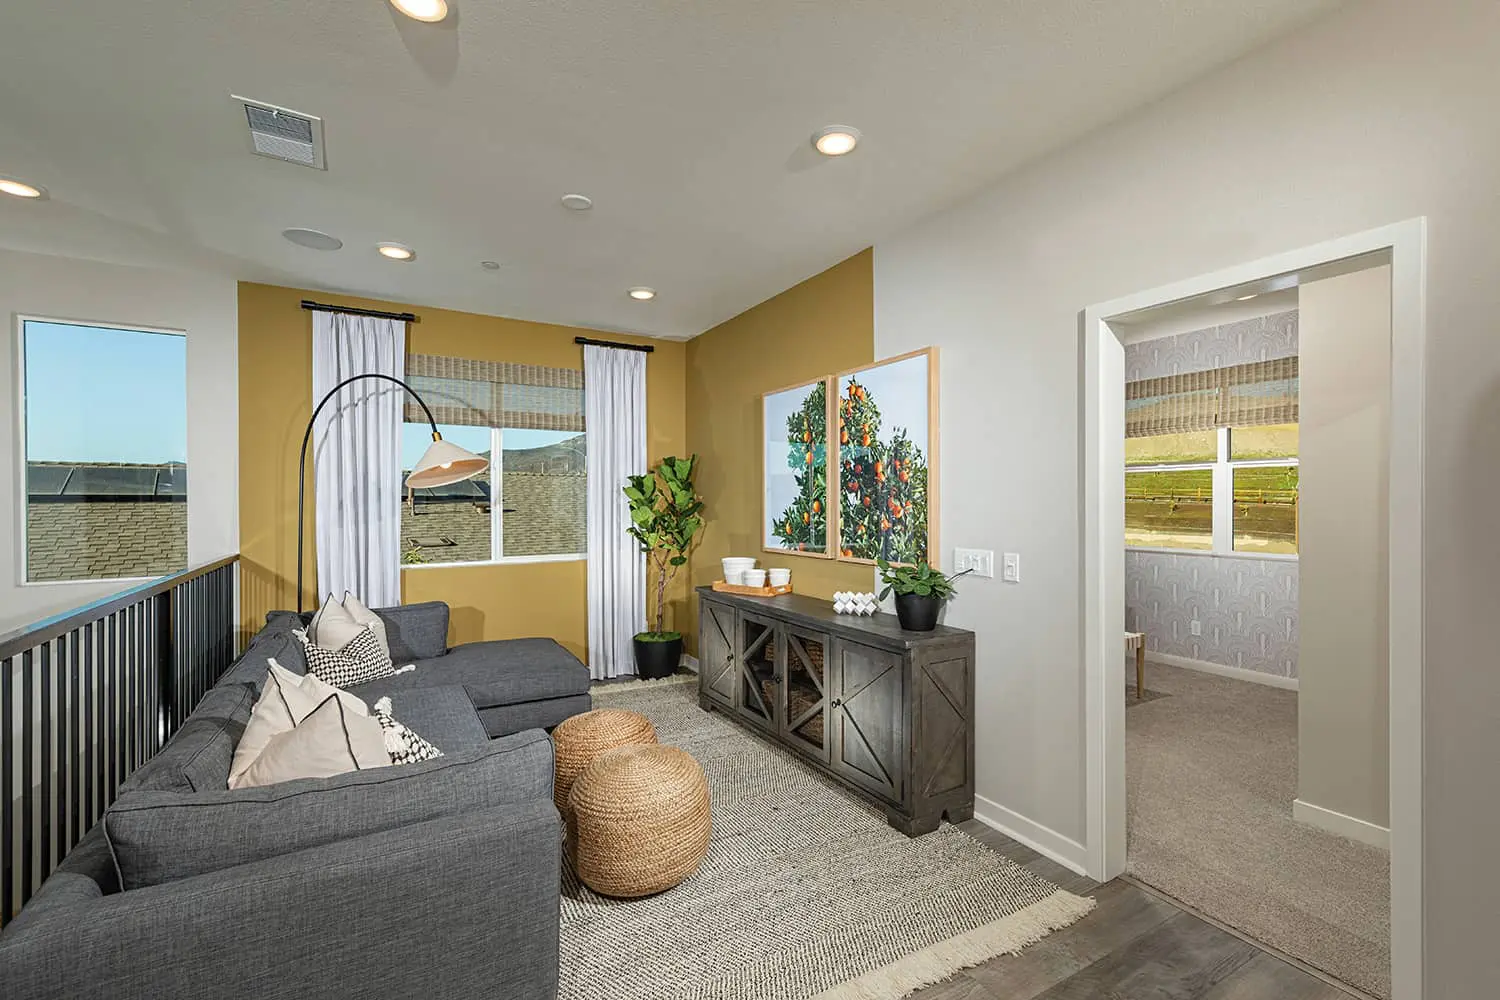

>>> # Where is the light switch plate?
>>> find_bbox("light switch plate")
[953,547,994,578]
[1002,552,1020,583]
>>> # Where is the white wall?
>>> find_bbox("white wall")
[0,248,238,631]
[1298,264,1391,830]
[873,1,1498,994]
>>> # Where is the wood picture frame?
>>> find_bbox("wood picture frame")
[832,348,940,567]
[761,375,837,559]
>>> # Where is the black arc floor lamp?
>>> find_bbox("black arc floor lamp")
[296,372,488,612]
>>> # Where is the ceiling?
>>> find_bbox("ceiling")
[0,0,1343,339]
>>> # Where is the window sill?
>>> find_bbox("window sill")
[401,553,586,570]
[20,575,159,588]
[1125,546,1298,563]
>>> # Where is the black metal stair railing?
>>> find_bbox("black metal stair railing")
[0,554,239,925]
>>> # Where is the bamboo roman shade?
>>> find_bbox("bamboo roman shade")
[1126,357,1297,438]
[404,354,585,432]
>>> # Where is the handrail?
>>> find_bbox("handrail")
[0,554,240,661]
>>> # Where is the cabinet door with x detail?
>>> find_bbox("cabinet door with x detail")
[734,611,780,733]
[698,600,737,707]
[780,626,832,764]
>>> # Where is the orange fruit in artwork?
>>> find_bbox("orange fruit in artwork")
[880,518,891,531]
[892,507,903,520]
[812,500,822,514]
[840,430,849,445]
[841,548,853,557]
[863,496,871,507]
[805,451,813,465]
[857,523,867,534]
[899,470,910,483]
[802,431,811,443]
[802,511,810,525]
[862,433,871,447]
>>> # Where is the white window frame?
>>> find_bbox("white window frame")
[14,313,190,587]
[401,425,587,569]
[1126,426,1298,561]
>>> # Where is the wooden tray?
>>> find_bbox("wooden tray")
[712,580,793,597]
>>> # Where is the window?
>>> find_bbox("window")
[1127,426,1298,555]
[1125,359,1298,557]
[19,318,188,582]
[400,425,587,565]
[399,354,586,566]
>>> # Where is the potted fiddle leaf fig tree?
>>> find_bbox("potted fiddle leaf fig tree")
[876,559,971,632]
[624,455,704,678]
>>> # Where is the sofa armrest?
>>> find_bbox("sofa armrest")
[375,600,450,661]
[106,728,554,889]
[0,801,561,1000]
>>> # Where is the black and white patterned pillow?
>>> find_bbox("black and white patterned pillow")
[371,696,444,765]
[295,626,394,689]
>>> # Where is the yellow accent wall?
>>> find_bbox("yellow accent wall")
[684,250,876,650]
[237,282,686,661]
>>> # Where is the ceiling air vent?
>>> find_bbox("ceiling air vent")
[233,95,326,170]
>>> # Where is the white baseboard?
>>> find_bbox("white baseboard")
[1292,798,1390,849]
[680,654,699,674]
[1144,651,1298,691]
[972,794,1089,875]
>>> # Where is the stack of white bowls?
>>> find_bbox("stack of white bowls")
[721,557,757,584]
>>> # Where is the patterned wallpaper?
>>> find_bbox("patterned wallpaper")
[1124,308,1298,380]
[1125,308,1300,680]
[1126,551,1299,679]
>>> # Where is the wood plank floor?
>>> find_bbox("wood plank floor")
[907,820,1354,1000]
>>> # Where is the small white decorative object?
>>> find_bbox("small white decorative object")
[834,592,878,616]
[768,568,791,587]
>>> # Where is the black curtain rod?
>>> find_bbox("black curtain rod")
[301,299,417,323]
[574,335,655,354]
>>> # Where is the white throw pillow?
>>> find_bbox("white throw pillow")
[236,694,390,789]
[340,592,391,661]
[229,659,369,789]
[308,594,365,652]
[297,626,395,689]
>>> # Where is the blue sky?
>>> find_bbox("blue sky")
[24,321,187,463]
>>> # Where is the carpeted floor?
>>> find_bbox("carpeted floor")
[1126,662,1390,998]
[560,676,1094,1000]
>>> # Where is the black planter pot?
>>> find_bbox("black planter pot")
[894,593,944,631]
[633,633,683,679]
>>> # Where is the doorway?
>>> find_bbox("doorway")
[1080,221,1425,1000]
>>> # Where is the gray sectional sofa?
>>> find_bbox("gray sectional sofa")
[0,601,590,1000]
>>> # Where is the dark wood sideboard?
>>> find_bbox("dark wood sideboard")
[696,587,976,836]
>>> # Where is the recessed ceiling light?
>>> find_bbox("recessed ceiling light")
[0,177,47,199]
[389,0,449,22]
[812,125,861,156]
[377,242,416,261]
[1236,293,1259,301]
[480,260,502,270]
[627,287,656,301]
[282,228,343,251]
[560,193,594,211]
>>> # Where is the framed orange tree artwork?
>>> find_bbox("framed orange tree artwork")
[834,348,939,566]
[762,376,836,558]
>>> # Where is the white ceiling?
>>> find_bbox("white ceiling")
[0,0,1343,339]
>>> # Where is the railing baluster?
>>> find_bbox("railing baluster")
[84,624,96,834]
[39,643,53,880]
[68,630,80,847]
[105,614,117,807]
[3,654,14,921]
[20,649,34,909]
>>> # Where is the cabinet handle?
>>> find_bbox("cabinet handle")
[831,698,842,708]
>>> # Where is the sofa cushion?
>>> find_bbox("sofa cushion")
[218,621,307,691]
[375,685,489,752]
[350,638,590,709]
[119,683,256,794]
[104,728,555,890]
[477,694,592,738]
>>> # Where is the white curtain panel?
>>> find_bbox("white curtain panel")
[311,311,406,609]
[584,344,647,679]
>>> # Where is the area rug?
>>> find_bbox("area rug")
[1127,662,1390,998]
[559,676,1093,1000]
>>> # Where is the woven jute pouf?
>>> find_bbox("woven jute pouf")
[567,744,711,898]
[552,709,658,818]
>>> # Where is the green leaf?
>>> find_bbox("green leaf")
[630,507,653,527]
[669,555,687,566]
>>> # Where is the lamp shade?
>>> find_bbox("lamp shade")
[405,436,489,489]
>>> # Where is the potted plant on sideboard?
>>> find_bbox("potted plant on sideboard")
[876,559,971,631]
[624,455,704,678]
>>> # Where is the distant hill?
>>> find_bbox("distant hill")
[501,434,585,474]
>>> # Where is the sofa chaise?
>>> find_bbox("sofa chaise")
[0,601,590,1000]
